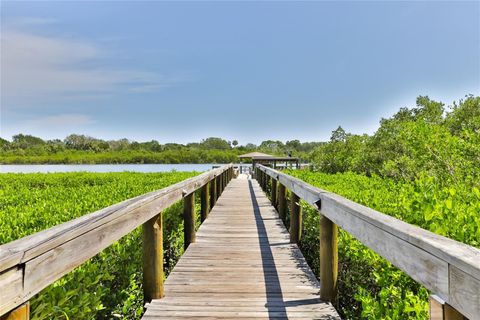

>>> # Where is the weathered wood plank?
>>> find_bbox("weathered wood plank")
[0,267,24,316]
[449,265,479,320]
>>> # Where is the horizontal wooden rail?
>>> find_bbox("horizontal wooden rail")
[0,164,234,317]
[255,164,480,320]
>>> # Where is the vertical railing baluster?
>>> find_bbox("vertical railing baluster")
[278,183,287,223]
[320,215,338,303]
[201,182,210,222]
[290,192,302,243]
[271,179,277,209]
[143,213,164,302]
[183,193,195,250]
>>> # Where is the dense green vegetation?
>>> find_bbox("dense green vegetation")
[0,135,320,164]
[308,95,480,185]
[285,95,480,319]
[0,172,198,319]
[288,170,479,319]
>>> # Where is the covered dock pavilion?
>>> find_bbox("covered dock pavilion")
[238,152,300,170]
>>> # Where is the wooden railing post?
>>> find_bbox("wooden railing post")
[221,172,225,192]
[278,184,287,222]
[222,171,225,191]
[210,175,217,209]
[142,213,164,302]
[0,303,29,320]
[271,179,277,208]
[320,214,338,303]
[264,173,268,192]
[201,182,210,222]
[261,172,266,191]
[183,193,195,250]
[290,192,302,243]
[216,175,221,199]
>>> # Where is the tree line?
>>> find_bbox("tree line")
[2,94,477,171]
[309,95,479,185]
[0,135,322,164]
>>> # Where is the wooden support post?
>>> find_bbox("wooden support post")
[183,193,195,250]
[216,175,221,199]
[278,184,287,222]
[272,179,277,208]
[220,173,225,193]
[429,295,465,320]
[142,213,164,302]
[210,176,217,209]
[266,175,270,195]
[201,182,210,222]
[1,303,30,320]
[289,192,302,243]
[320,214,338,303]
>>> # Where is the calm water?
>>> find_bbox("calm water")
[0,164,247,173]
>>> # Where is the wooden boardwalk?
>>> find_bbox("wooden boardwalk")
[143,176,340,319]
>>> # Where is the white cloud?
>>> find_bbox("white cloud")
[26,113,95,127]
[1,113,96,139]
[0,27,181,109]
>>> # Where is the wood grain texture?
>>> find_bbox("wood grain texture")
[320,215,338,303]
[143,177,339,319]
[256,164,480,320]
[0,268,23,316]
[143,213,164,302]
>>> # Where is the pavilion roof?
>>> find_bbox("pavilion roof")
[238,152,274,158]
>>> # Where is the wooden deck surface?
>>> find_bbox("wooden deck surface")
[142,176,340,319]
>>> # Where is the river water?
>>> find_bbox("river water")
[0,164,249,173]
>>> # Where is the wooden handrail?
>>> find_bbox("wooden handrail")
[0,165,234,317]
[255,164,480,320]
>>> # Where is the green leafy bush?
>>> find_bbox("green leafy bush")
[0,172,197,319]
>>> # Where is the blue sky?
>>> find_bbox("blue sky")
[1,1,479,144]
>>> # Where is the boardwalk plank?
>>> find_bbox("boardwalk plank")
[143,177,340,319]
